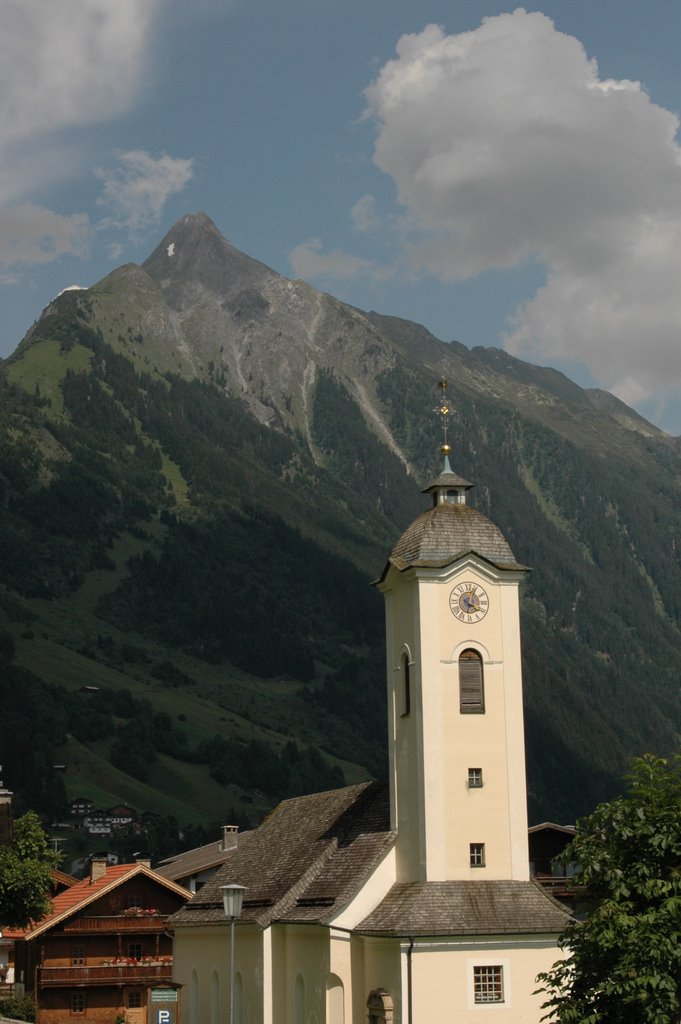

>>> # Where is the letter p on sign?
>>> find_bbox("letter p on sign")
[158,1012,171,1024]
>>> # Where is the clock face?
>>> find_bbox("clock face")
[449,581,489,623]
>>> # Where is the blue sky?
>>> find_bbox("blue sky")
[3,1,681,432]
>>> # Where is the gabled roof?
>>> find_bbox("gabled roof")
[355,880,571,936]
[156,836,247,883]
[11,863,190,941]
[528,822,576,836]
[170,782,394,929]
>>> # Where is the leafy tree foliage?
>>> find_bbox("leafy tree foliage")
[539,753,681,1023]
[0,812,60,928]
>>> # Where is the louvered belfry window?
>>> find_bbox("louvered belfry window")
[459,649,484,713]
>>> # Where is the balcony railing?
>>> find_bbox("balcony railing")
[63,916,166,933]
[38,963,173,987]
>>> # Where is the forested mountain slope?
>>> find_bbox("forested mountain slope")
[2,212,680,833]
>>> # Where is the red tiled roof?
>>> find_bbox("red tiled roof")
[9,863,189,940]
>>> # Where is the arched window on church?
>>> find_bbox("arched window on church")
[402,653,411,716]
[294,974,305,1024]
[210,969,219,1024]
[459,649,484,713]
[189,969,199,1024]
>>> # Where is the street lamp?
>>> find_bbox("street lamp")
[220,884,246,1024]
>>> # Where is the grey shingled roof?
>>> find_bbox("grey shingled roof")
[156,836,249,883]
[421,470,473,492]
[388,504,526,573]
[168,782,394,929]
[355,880,570,936]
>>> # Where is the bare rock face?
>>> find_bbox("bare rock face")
[137,213,403,454]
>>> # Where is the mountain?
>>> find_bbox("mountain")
[2,212,681,841]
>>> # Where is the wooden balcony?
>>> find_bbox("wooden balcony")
[63,916,166,934]
[38,963,173,987]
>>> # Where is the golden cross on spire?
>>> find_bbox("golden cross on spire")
[435,378,452,458]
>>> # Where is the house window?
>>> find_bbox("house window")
[459,650,484,713]
[128,991,142,1008]
[126,896,142,909]
[402,653,411,716]
[468,768,483,788]
[474,965,504,1003]
[70,992,86,1015]
[470,843,485,867]
[71,945,85,966]
[128,943,143,960]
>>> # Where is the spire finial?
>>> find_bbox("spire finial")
[435,379,453,471]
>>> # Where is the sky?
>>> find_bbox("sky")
[2,1,681,433]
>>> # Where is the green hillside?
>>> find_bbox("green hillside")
[2,214,681,846]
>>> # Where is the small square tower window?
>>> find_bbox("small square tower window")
[474,965,504,1003]
[470,842,485,867]
[468,768,483,788]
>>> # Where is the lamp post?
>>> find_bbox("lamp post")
[220,884,246,1024]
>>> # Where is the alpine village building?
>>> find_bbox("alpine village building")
[169,403,571,1024]
[10,859,190,1024]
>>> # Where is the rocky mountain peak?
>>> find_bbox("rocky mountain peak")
[143,212,280,312]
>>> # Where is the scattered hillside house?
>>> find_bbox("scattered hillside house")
[156,825,241,893]
[69,797,95,818]
[107,805,138,830]
[0,770,12,846]
[83,811,112,836]
[11,858,190,1024]
[170,448,571,1022]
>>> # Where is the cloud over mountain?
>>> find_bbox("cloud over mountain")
[364,10,681,406]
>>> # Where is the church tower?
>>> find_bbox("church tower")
[376,382,530,883]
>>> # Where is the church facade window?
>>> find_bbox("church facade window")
[459,649,484,713]
[473,965,504,1003]
[468,767,483,788]
[470,842,485,867]
[401,653,411,716]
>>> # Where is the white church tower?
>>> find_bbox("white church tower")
[376,380,531,884]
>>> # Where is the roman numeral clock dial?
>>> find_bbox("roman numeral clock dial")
[450,582,489,623]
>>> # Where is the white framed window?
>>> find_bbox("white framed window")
[468,767,483,788]
[470,842,485,867]
[474,965,504,1003]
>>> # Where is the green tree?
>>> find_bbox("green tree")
[539,752,681,1023]
[0,812,59,928]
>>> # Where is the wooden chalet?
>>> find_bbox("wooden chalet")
[11,858,190,1024]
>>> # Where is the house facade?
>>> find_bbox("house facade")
[171,435,570,1022]
[12,859,190,1024]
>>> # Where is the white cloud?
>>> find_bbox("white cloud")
[0,205,89,267]
[364,10,681,403]
[0,1,159,151]
[0,1,161,268]
[95,150,194,241]
[289,238,389,283]
[352,194,380,234]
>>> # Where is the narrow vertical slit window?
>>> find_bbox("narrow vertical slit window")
[402,654,411,717]
[459,649,484,713]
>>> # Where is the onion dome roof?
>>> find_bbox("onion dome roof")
[389,502,523,572]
